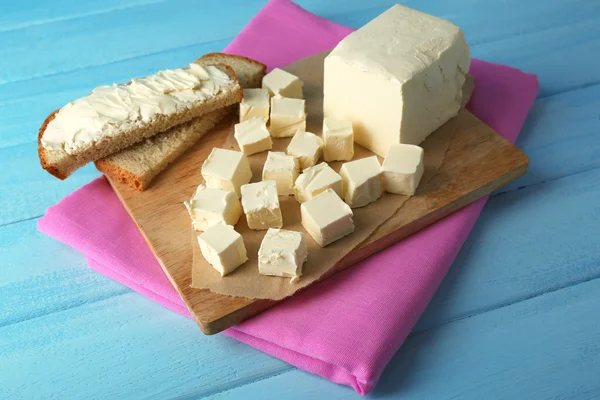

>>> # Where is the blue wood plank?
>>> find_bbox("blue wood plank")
[0,292,290,399]
[207,278,600,399]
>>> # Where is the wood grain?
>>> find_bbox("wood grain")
[107,52,528,334]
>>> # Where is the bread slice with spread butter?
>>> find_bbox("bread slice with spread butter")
[94,53,267,191]
[38,63,243,180]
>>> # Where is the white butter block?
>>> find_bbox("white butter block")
[262,151,299,196]
[197,222,248,276]
[382,144,424,195]
[258,228,307,279]
[339,156,383,208]
[262,68,303,99]
[269,97,306,138]
[323,4,470,156]
[301,189,354,247]
[240,180,283,230]
[201,148,252,197]
[234,116,272,155]
[322,117,354,162]
[286,130,323,170]
[294,162,343,203]
[184,184,242,231]
[240,88,270,122]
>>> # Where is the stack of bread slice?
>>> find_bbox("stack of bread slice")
[38,53,266,190]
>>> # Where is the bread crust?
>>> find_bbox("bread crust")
[95,158,146,191]
[196,52,267,80]
[37,64,241,179]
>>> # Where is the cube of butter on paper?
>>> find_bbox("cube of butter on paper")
[301,189,354,247]
[258,228,307,280]
[323,4,470,156]
[201,148,252,197]
[286,130,323,170]
[382,144,424,195]
[262,151,299,196]
[184,184,242,231]
[197,222,248,276]
[323,117,354,162]
[240,88,270,122]
[262,68,303,99]
[234,116,272,155]
[240,180,283,230]
[269,97,306,138]
[294,162,343,203]
[339,156,383,208]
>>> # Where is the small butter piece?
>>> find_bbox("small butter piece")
[197,222,248,276]
[294,162,343,203]
[301,189,354,247]
[382,144,424,195]
[262,68,303,99]
[239,88,270,122]
[184,184,242,231]
[262,151,299,196]
[258,228,307,279]
[323,117,354,161]
[201,148,252,197]
[286,130,323,170]
[234,116,272,155]
[339,156,383,208]
[269,97,306,138]
[240,180,283,230]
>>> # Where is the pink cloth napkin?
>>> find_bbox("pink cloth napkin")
[38,0,539,395]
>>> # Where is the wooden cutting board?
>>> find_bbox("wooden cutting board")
[107,52,529,335]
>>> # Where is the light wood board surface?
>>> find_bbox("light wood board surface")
[107,52,529,334]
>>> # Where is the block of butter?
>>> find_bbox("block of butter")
[258,228,307,280]
[197,222,248,276]
[322,117,354,162]
[339,156,383,208]
[234,116,272,156]
[382,144,424,196]
[262,68,303,99]
[286,130,323,170]
[269,97,306,138]
[323,4,470,156]
[239,88,270,122]
[240,180,283,230]
[201,148,252,197]
[294,162,343,203]
[262,151,299,196]
[184,184,242,231]
[301,188,354,247]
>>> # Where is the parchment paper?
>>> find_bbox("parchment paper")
[190,52,473,300]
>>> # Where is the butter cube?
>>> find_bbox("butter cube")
[184,184,242,231]
[258,228,307,279]
[262,151,299,196]
[240,180,283,230]
[323,117,354,162]
[234,116,272,155]
[286,130,323,170]
[301,189,354,247]
[323,5,470,155]
[201,148,252,197]
[382,144,424,195]
[239,88,270,122]
[197,222,248,276]
[262,68,303,99]
[339,156,383,208]
[269,97,306,138]
[294,162,343,203]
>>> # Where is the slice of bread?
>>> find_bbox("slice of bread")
[95,54,267,191]
[39,64,242,180]
[195,53,266,89]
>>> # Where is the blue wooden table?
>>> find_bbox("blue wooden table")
[1,1,599,398]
